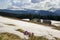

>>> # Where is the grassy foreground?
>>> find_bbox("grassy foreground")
[0,29,60,40]
[16,29,60,40]
[0,33,23,40]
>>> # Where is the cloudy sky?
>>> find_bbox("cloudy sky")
[0,0,60,10]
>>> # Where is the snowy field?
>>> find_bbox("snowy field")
[52,21,60,27]
[22,19,60,27]
[0,16,60,40]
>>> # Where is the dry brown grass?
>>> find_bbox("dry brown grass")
[4,23,16,26]
[0,33,23,40]
[16,29,48,40]
[16,29,60,40]
[54,37,60,40]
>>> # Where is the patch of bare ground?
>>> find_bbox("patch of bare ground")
[54,37,60,40]
[0,33,23,40]
[5,23,16,26]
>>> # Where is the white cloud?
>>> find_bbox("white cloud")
[0,0,12,9]
[0,0,60,10]
[31,0,40,3]
[11,0,60,10]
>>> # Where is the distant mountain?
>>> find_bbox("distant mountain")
[54,9,60,16]
[0,9,60,21]
[0,9,53,16]
[0,9,59,16]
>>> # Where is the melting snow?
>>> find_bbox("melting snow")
[0,16,60,40]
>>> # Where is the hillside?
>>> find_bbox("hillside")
[0,16,60,40]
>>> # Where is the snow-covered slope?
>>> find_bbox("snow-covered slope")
[0,16,60,40]
[52,20,60,27]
